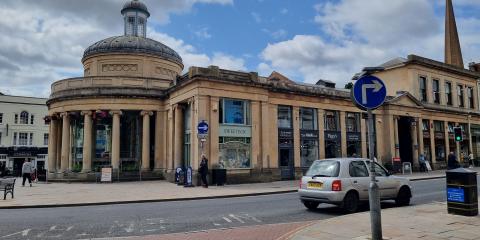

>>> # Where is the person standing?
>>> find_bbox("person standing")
[22,159,34,187]
[199,155,209,188]
[419,153,427,172]
[468,153,474,168]
[447,152,460,170]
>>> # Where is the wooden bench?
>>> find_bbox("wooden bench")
[0,178,15,200]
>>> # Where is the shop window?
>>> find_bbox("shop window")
[432,79,440,104]
[277,105,292,129]
[219,98,250,125]
[20,111,29,124]
[346,112,360,132]
[422,120,429,131]
[467,87,474,109]
[433,121,444,132]
[301,139,318,168]
[219,137,251,168]
[419,76,427,102]
[44,133,49,146]
[445,82,452,106]
[299,108,317,130]
[457,85,464,107]
[325,111,339,131]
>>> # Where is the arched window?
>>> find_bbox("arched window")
[20,111,29,124]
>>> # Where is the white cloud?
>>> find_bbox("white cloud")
[194,27,212,39]
[259,0,480,87]
[251,12,262,23]
[0,0,236,97]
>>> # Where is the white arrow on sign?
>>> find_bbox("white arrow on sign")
[361,80,383,104]
[198,126,208,131]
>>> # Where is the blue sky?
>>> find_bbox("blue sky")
[0,0,479,97]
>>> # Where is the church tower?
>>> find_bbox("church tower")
[445,0,464,68]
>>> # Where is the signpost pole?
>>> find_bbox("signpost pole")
[368,110,382,240]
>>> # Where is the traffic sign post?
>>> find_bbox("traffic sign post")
[197,121,209,154]
[352,75,387,240]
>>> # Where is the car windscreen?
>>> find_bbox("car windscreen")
[305,160,340,177]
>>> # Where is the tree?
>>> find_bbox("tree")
[344,82,353,89]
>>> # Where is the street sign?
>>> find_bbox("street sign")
[352,75,387,110]
[197,121,209,134]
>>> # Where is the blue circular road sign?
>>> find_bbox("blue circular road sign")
[197,121,209,134]
[352,75,387,110]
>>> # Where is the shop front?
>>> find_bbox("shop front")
[471,124,480,165]
[422,120,432,162]
[324,111,341,158]
[433,121,446,167]
[277,105,294,180]
[346,112,361,157]
[299,107,319,171]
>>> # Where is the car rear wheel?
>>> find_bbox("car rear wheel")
[395,187,411,206]
[342,191,359,213]
[303,201,319,210]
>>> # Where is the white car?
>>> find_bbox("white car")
[298,158,412,213]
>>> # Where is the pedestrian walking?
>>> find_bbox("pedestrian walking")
[447,151,460,170]
[468,152,474,168]
[22,159,34,187]
[419,153,427,172]
[199,155,209,188]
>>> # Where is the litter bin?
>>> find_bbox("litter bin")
[446,168,478,216]
[212,169,227,186]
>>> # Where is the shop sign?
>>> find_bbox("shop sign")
[325,131,340,141]
[8,147,38,157]
[347,133,361,141]
[219,125,251,138]
[279,129,293,139]
[300,130,319,139]
[434,132,444,139]
[101,167,112,182]
[423,131,430,138]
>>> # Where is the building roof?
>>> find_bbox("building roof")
[121,0,150,17]
[82,35,183,66]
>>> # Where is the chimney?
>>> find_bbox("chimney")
[469,62,480,72]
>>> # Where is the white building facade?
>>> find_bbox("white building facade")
[0,94,49,176]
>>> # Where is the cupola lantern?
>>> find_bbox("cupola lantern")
[121,0,150,38]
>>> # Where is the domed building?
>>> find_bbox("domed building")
[46,0,480,183]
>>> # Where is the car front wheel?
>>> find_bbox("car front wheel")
[303,201,319,210]
[395,187,411,206]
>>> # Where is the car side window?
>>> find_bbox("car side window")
[349,161,369,177]
[373,162,388,177]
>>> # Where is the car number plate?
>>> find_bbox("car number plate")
[307,182,323,189]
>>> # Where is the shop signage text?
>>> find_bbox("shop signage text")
[347,133,361,141]
[325,131,340,141]
[219,125,251,138]
[300,130,319,139]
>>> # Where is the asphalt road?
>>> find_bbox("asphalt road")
[0,177,475,240]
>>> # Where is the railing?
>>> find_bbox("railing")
[51,76,172,94]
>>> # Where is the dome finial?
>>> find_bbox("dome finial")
[122,0,150,37]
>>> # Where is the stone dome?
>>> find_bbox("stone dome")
[82,35,183,66]
[121,0,150,17]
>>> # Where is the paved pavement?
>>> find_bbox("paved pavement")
[0,178,457,240]
[289,201,480,240]
[0,168,477,209]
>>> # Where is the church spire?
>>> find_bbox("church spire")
[445,0,464,68]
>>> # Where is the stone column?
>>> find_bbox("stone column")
[411,118,419,167]
[293,106,301,169]
[394,116,400,158]
[209,97,220,168]
[166,108,174,171]
[251,101,261,169]
[318,109,326,159]
[141,111,153,171]
[340,111,347,157]
[110,110,122,171]
[174,105,183,168]
[429,120,437,164]
[261,101,270,169]
[56,120,62,171]
[361,116,368,158]
[47,117,58,173]
[444,121,450,157]
[81,111,93,173]
[60,112,70,172]
[154,110,166,170]
[417,118,424,158]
